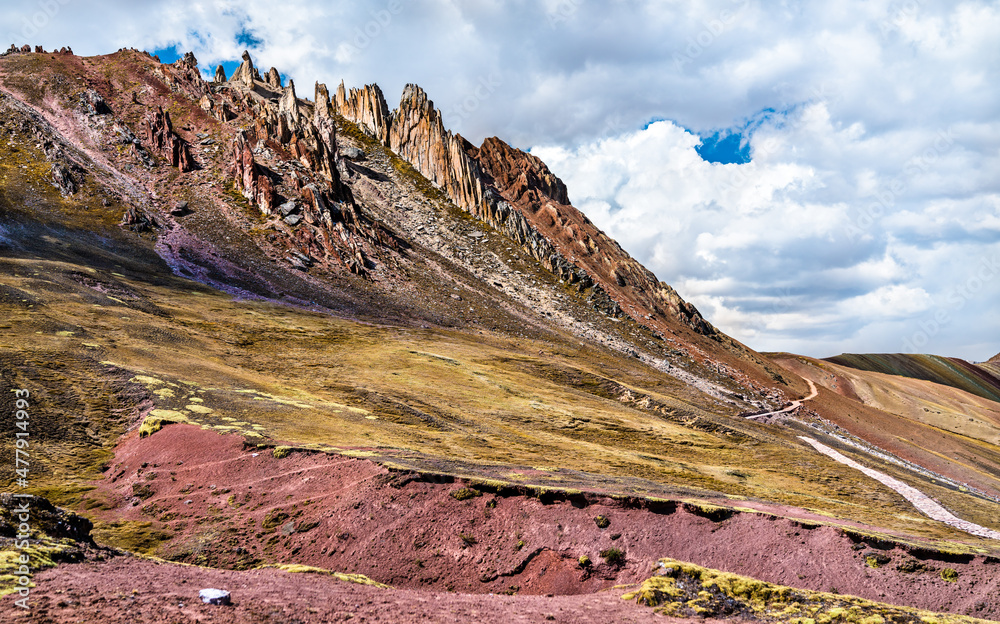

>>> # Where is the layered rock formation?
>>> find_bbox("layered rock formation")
[142,106,194,172]
[334,81,390,144]
[334,82,714,335]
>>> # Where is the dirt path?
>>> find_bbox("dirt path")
[748,377,1000,542]
[799,436,1000,541]
[745,379,817,419]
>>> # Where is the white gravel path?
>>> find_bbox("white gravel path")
[799,435,1000,541]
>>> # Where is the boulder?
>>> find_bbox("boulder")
[340,146,364,160]
[198,589,231,606]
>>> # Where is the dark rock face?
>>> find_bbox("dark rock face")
[0,493,93,543]
[50,163,77,196]
[120,206,159,232]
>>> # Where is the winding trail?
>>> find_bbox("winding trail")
[747,375,1000,540]
[798,436,1000,541]
[745,379,818,419]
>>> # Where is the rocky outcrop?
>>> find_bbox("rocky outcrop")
[266,67,281,89]
[474,138,569,206]
[334,81,713,334]
[229,50,255,87]
[334,81,391,144]
[204,52,405,277]
[0,493,93,542]
[232,130,276,214]
[387,85,490,214]
[471,137,713,334]
[314,82,333,120]
[278,80,300,124]
[51,162,77,196]
[214,64,227,82]
[142,106,194,172]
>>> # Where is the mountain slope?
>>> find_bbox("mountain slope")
[2,45,1000,621]
[826,353,1000,404]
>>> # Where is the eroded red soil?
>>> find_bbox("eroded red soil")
[9,556,685,624]
[80,425,1000,619]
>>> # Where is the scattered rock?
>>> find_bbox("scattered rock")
[51,163,77,196]
[340,146,364,160]
[80,90,112,116]
[170,202,190,217]
[283,214,302,226]
[121,207,159,232]
[198,588,231,606]
[278,200,299,216]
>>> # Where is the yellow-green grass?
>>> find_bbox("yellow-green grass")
[4,256,998,550]
[257,563,391,588]
[0,537,80,596]
[624,557,994,623]
[0,50,999,554]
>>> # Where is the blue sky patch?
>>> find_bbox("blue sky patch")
[236,27,264,49]
[695,130,751,165]
[151,45,181,64]
[690,108,785,165]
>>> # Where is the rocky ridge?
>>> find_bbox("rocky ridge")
[334,82,714,337]
[141,49,791,407]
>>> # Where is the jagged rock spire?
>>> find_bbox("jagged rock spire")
[314,82,333,121]
[229,50,255,87]
[214,64,226,82]
[266,67,281,89]
[279,79,299,123]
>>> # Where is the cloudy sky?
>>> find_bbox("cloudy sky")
[5,0,999,360]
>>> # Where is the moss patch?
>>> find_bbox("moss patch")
[624,558,989,623]
[259,563,391,588]
[90,520,172,555]
[450,487,481,501]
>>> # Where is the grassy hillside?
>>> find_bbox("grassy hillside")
[826,353,1000,404]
